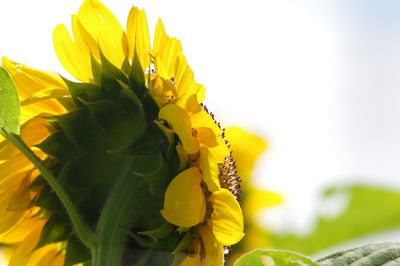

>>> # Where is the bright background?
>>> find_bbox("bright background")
[2,0,400,258]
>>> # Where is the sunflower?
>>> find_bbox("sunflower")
[0,0,247,265]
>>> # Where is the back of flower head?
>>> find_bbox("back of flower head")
[0,0,245,265]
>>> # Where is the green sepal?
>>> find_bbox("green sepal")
[152,121,175,160]
[139,223,175,240]
[132,152,170,197]
[85,99,146,150]
[0,66,20,134]
[57,109,105,151]
[36,131,83,162]
[90,54,102,85]
[129,49,145,92]
[115,121,175,162]
[61,77,102,106]
[234,249,318,266]
[100,51,129,85]
[121,56,131,75]
[35,183,63,212]
[171,232,192,266]
[35,213,70,250]
[29,175,47,191]
[64,235,92,266]
[99,52,129,100]
[125,229,158,248]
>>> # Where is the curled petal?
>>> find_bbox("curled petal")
[161,167,205,227]
[159,104,199,154]
[210,188,244,246]
[199,147,220,193]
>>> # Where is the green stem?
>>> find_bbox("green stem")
[1,130,97,249]
[94,172,147,266]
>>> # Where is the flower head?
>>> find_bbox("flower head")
[0,0,246,265]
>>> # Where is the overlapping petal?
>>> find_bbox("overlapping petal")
[159,104,199,154]
[77,0,127,67]
[126,6,151,68]
[161,167,206,228]
[209,188,244,246]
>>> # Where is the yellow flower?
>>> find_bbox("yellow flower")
[1,0,247,265]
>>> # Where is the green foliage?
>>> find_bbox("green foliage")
[0,66,20,134]
[234,243,400,266]
[270,185,400,255]
[317,243,400,266]
[234,249,318,266]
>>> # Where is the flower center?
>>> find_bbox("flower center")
[200,103,242,201]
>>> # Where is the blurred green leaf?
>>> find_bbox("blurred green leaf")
[234,249,318,266]
[0,66,20,134]
[270,185,400,255]
[317,243,400,265]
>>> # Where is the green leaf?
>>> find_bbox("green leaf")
[235,249,318,266]
[270,185,400,255]
[317,243,400,266]
[35,214,70,249]
[64,235,91,266]
[0,66,20,134]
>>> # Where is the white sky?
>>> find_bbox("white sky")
[2,0,400,245]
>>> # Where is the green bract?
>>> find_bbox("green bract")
[33,53,183,265]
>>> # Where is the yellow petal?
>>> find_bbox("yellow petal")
[159,104,200,154]
[0,216,44,244]
[72,14,100,61]
[225,127,268,182]
[2,57,67,100]
[208,143,230,164]
[244,189,283,218]
[8,225,42,266]
[126,6,151,68]
[210,188,244,246]
[0,154,32,183]
[78,0,127,68]
[153,19,183,78]
[7,175,32,211]
[0,188,26,234]
[53,24,93,82]
[2,57,68,120]
[161,167,205,227]
[198,225,224,266]
[197,127,218,148]
[198,147,220,193]
[174,55,206,106]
